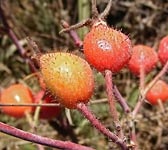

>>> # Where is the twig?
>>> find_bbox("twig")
[91,0,99,19]
[0,122,94,150]
[100,0,113,19]
[76,103,127,150]
[61,20,83,49]
[130,65,145,150]
[112,85,131,113]
[0,103,60,107]
[0,4,37,73]
[59,19,92,34]
[132,61,168,118]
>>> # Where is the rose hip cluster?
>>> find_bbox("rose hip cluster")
[0,1,168,149]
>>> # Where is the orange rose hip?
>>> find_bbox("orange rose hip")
[0,84,34,118]
[40,52,94,109]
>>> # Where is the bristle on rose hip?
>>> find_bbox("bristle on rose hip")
[83,23,132,72]
[158,35,168,65]
[128,45,158,76]
[39,52,94,109]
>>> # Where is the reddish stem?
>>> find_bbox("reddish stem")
[61,20,83,49]
[112,85,131,113]
[104,70,124,139]
[132,61,168,118]
[0,5,37,73]
[77,103,127,150]
[0,122,94,150]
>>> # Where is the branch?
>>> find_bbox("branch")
[0,122,94,150]
[100,0,113,19]
[91,0,99,19]
[0,4,37,73]
[61,20,83,49]
[77,103,127,150]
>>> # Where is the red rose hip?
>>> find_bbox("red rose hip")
[146,80,168,105]
[158,35,168,65]
[128,45,158,76]
[83,22,132,72]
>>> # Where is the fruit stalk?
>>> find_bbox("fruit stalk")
[0,121,94,150]
[112,85,131,113]
[104,70,124,139]
[132,61,168,118]
[76,103,127,150]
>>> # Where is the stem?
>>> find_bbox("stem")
[139,65,145,93]
[61,20,83,48]
[0,122,94,150]
[143,61,168,96]
[130,66,145,149]
[113,85,131,113]
[0,5,37,73]
[157,99,165,113]
[76,103,127,150]
[129,121,137,150]
[59,19,92,34]
[91,0,99,19]
[0,103,60,107]
[132,61,168,117]
[100,0,113,19]
[104,70,123,138]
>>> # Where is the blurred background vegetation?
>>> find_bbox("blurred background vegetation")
[0,0,168,150]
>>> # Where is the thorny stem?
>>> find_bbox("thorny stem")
[0,122,94,150]
[100,0,113,19]
[76,103,127,150]
[91,0,99,19]
[61,20,83,49]
[112,85,131,113]
[104,70,124,140]
[0,4,37,73]
[132,61,168,118]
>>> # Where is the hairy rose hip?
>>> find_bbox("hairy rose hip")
[158,35,168,65]
[83,22,132,72]
[0,84,34,118]
[40,52,94,109]
[146,80,168,105]
[128,45,158,76]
